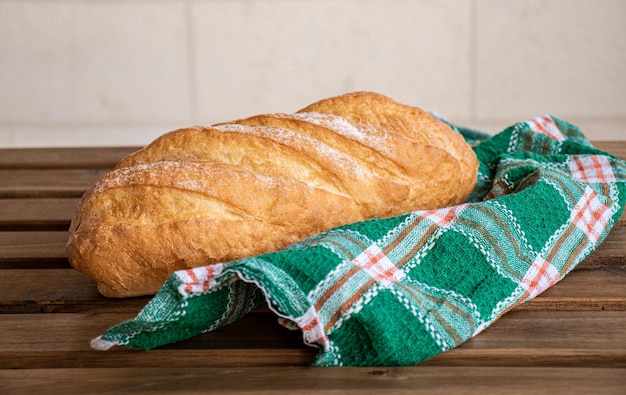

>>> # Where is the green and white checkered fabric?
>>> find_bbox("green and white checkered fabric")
[92,115,626,366]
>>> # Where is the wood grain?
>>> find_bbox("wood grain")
[0,269,149,314]
[517,266,626,311]
[0,169,108,198]
[0,198,79,230]
[1,367,625,395]
[0,147,138,169]
[0,231,68,267]
[0,313,316,369]
[1,311,624,369]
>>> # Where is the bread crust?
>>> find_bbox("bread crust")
[298,91,478,200]
[67,91,478,297]
[68,161,363,297]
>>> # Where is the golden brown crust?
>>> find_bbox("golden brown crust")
[68,161,364,297]
[221,112,463,213]
[298,91,478,201]
[67,91,478,297]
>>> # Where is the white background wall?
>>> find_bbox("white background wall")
[0,0,624,147]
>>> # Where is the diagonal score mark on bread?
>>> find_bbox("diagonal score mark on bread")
[117,123,362,200]
[219,112,462,214]
[298,91,478,200]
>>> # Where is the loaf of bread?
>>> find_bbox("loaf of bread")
[67,91,478,297]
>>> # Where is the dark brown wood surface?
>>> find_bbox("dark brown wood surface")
[1,143,625,393]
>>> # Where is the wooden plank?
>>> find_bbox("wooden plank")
[0,313,317,369]
[0,169,108,198]
[592,141,626,161]
[426,311,626,368]
[519,266,626,311]
[0,267,623,314]
[577,226,626,268]
[0,232,68,267]
[1,367,624,395]
[0,198,79,231]
[1,311,624,369]
[0,147,139,169]
[0,269,151,314]
[0,312,309,352]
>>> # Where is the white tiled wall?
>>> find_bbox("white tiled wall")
[1,0,624,147]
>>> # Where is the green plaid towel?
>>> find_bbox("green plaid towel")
[92,115,626,366]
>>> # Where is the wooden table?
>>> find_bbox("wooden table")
[1,143,625,394]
